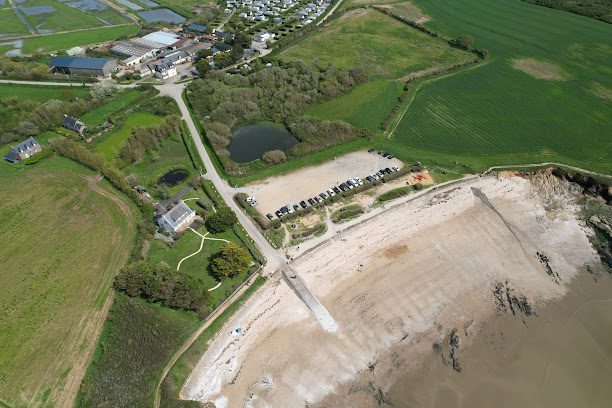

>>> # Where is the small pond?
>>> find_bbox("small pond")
[138,8,185,23]
[160,169,188,186]
[229,122,299,163]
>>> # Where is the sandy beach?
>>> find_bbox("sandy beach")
[182,174,600,407]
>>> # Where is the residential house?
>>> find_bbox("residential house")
[154,62,177,80]
[62,115,86,134]
[157,201,196,233]
[3,137,42,163]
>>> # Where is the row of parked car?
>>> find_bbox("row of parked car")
[266,165,401,220]
[368,148,395,159]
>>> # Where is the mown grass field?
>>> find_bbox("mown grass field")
[0,157,136,408]
[22,24,139,53]
[95,112,164,160]
[383,0,612,174]
[279,8,470,80]
[77,293,199,408]
[306,80,403,131]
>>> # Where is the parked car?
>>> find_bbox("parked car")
[266,213,274,220]
[300,200,308,208]
[382,152,389,157]
[275,210,283,218]
[366,176,373,182]
[308,198,316,205]
[333,186,341,194]
[314,196,322,203]
[355,177,363,185]
[293,204,299,211]
[368,148,375,153]
[320,192,328,199]
[392,166,400,171]
[377,151,383,155]
[327,189,335,197]
[339,184,348,192]
[384,167,392,174]
[387,155,394,159]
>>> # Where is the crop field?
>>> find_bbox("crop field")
[146,225,252,307]
[0,157,137,408]
[0,9,30,36]
[22,24,139,53]
[383,0,612,174]
[95,112,164,160]
[77,293,199,408]
[279,8,470,80]
[306,80,403,131]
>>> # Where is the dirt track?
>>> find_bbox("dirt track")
[181,174,598,407]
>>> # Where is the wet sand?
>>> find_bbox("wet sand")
[386,271,612,408]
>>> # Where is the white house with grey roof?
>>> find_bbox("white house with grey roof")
[158,201,196,233]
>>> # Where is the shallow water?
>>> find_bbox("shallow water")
[387,272,612,408]
[160,169,188,186]
[229,122,298,163]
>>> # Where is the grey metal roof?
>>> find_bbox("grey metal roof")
[186,23,208,32]
[162,201,194,228]
[50,57,114,70]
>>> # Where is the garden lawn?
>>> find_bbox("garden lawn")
[80,89,143,127]
[77,293,199,408]
[278,8,471,79]
[146,226,252,307]
[306,80,403,131]
[0,157,137,408]
[95,112,164,160]
[22,24,138,53]
[384,0,612,174]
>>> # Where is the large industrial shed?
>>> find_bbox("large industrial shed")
[50,57,117,77]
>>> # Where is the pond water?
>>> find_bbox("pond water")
[160,169,188,186]
[229,122,298,163]
[138,8,185,23]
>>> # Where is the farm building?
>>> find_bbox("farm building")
[154,62,178,80]
[63,115,86,134]
[50,57,117,77]
[186,23,208,33]
[3,137,42,163]
[157,201,196,233]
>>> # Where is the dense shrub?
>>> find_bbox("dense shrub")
[114,262,209,311]
[119,114,181,163]
[210,242,251,279]
[262,149,287,164]
[206,207,238,233]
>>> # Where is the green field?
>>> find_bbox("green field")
[279,8,470,79]
[0,9,30,36]
[383,0,612,174]
[77,293,199,408]
[306,80,403,131]
[81,89,143,127]
[22,24,139,53]
[95,112,164,160]
[0,83,89,103]
[146,225,252,307]
[0,157,137,407]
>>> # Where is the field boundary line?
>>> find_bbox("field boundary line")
[484,163,612,179]
[385,59,491,139]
